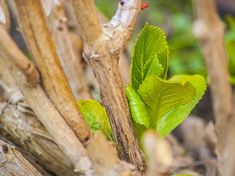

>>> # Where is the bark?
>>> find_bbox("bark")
[0,1,39,85]
[0,25,40,86]
[14,0,91,142]
[65,0,130,87]
[95,8,131,86]
[0,64,137,176]
[0,139,43,176]
[41,0,91,99]
[0,57,94,174]
[193,0,235,175]
[119,52,131,86]
[0,66,80,175]
[72,0,145,173]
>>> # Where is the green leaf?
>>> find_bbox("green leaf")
[230,76,235,85]
[227,16,235,35]
[77,100,113,140]
[226,16,235,79]
[138,75,196,128]
[126,85,150,128]
[131,24,169,90]
[127,24,206,139]
[146,54,164,77]
[157,75,207,137]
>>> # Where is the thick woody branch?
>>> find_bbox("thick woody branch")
[0,139,44,176]
[64,1,131,86]
[0,1,39,85]
[0,70,80,175]
[14,0,91,142]
[0,57,93,174]
[72,0,145,173]
[41,0,91,99]
[0,25,40,86]
[0,59,134,176]
[193,0,233,121]
[193,0,235,175]
[71,0,102,44]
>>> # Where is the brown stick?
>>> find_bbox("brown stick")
[193,0,235,175]
[120,52,131,85]
[0,1,39,85]
[0,71,80,175]
[0,139,44,176]
[64,1,130,88]
[0,25,40,86]
[41,0,91,99]
[0,57,93,174]
[72,0,145,173]
[14,0,91,142]
[71,0,102,44]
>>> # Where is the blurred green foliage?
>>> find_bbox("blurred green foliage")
[139,0,207,77]
[95,0,206,77]
[95,0,235,83]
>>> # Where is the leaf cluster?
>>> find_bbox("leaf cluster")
[127,24,206,137]
[77,24,206,140]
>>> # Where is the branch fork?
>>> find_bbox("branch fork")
[72,0,145,173]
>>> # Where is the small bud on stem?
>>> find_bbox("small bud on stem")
[141,2,149,10]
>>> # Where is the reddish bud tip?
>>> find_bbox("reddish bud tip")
[141,2,149,10]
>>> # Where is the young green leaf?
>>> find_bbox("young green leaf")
[157,75,206,137]
[145,54,164,77]
[77,100,113,140]
[126,24,207,139]
[226,16,235,83]
[138,75,196,128]
[126,85,150,128]
[131,24,169,90]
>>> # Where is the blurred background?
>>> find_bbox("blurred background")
[2,1,235,175]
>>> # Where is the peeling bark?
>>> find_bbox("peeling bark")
[0,57,94,175]
[0,139,44,176]
[0,79,79,175]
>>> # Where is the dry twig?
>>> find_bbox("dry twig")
[193,0,235,175]
[0,25,40,86]
[0,67,81,175]
[0,139,44,176]
[41,0,91,99]
[15,0,91,142]
[0,56,93,174]
[0,1,39,86]
[72,0,145,173]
